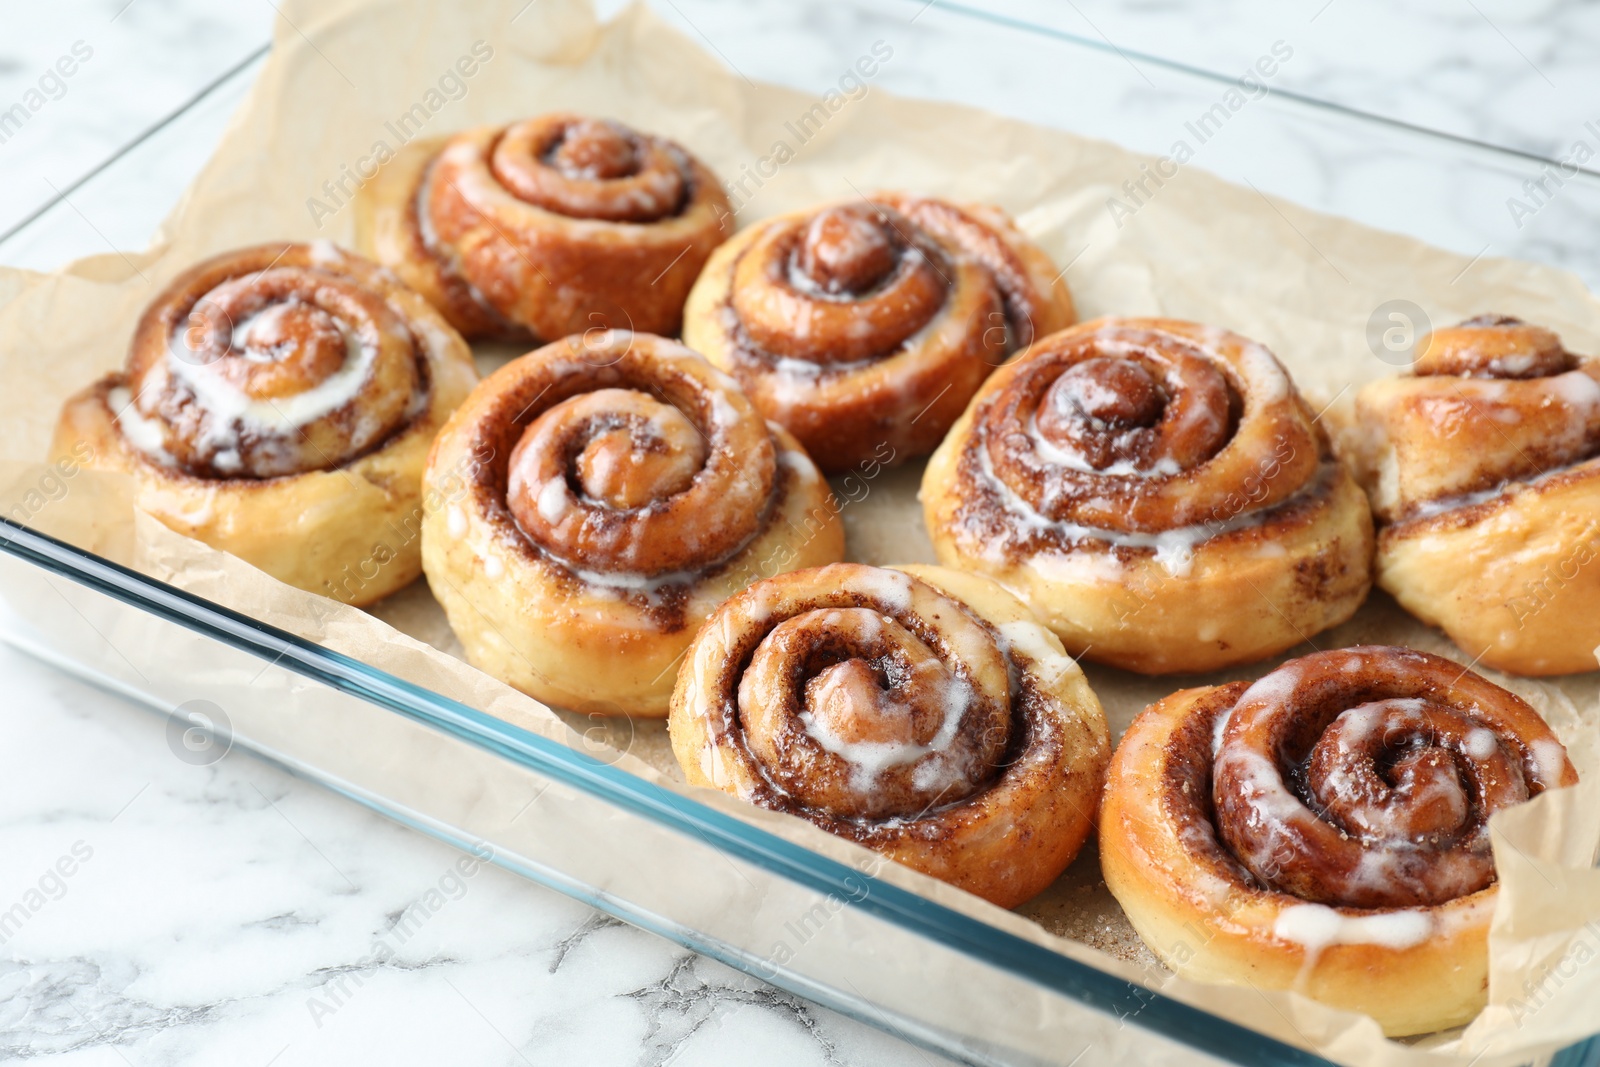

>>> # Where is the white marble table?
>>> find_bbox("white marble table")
[2,3,1596,1065]
[0,643,934,1066]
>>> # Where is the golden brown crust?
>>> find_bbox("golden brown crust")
[422,332,844,716]
[681,195,1075,473]
[922,316,1373,674]
[358,114,734,342]
[668,562,1110,908]
[358,137,517,340]
[49,242,478,606]
[1100,645,1578,1037]
[1352,316,1600,675]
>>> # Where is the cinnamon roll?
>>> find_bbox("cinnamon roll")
[51,242,478,605]
[922,317,1374,674]
[1350,316,1600,675]
[423,331,842,716]
[1100,645,1578,1036]
[681,194,1075,472]
[358,112,733,340]
[669,562,1110,908]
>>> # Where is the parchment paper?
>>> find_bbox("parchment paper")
[3,1,1600,1063]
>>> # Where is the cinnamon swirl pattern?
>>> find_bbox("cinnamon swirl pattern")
[422,332,843,716]
[681,194,1076,472]
[1351,316,1600,675]
[360,113,733,340]
[1100,646,1577,1036]
[922,317,1374,674]
[669,562,1110,908]
[51,242,478,605]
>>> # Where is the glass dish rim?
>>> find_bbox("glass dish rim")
[3,5,1599,1062]
[0,515,1338,1067]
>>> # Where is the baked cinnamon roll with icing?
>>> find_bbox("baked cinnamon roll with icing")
[359,113,733,340]
[681,194,1075,472]
[922,317,1374,674]
[51,242,478,605]
[1100,646,1577,1036]
[669,562,1110,908]
[423,332,842,717]
[1349,316,1600,675]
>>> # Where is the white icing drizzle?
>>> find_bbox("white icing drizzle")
[115,288,413,475]
[1224,663,1305,739]
[1406,454,1600,519]
[1214,662,1535,907]
[779,441,820,485]
[569,564,699,593]
[736,268,961,424]
[798,637,975,797]
[1530,738,1571,787]
[307,238,346,267]
[772,354,826,379]
[1044,333,1236,466]
[996,618,1077,690]
[853,567,913,615]
[1191,323,1291,405]
[975,440,1336,578]
[1211,703,1233,757]
[1024,406,1184,478]
[1494,353,1538,376]
[706,387,742,436]
[107,385,173,464]
[1450,367,1600,412]
[167,314,379,441]
[1272,903,1432,952]
[1174,816,1241,908]
[535,478,569,522]
[1464,727,1500,761]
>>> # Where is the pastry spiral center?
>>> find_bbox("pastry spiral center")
[490,114,685,223]
[1211,648,1549,908]
[796,206,897,296]
[976,325,1317,536]
[123,255,424,481]
[548,118,637,179]
[1303,700,1521,847]
[731,204,950,365]
[1032,356,1196,472]
[802,647,950,750]
[570,396,705,509]
[508,388,710,530]
[1045,357,1165,430]
[497,338,777,578]
[1416,315,1574,379]
[216,297,348,397]
[729,584,1012,821]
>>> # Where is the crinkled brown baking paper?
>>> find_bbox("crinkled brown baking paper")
[3,1,1600,1063]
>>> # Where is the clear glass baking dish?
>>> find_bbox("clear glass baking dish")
[2,3,1599,1065]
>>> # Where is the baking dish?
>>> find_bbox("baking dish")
[3,3,1600,1065]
